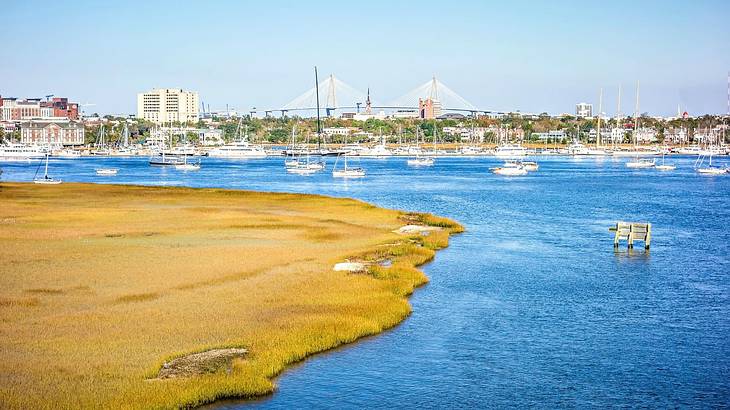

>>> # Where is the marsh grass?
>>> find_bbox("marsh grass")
[0,183,462,409]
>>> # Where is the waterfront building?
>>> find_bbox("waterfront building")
[20,118,85,146]
[136,88,199,125]
[322,127,358,137]
[532,130,567,141]
[442,126,489,142]
[576,102,593,118]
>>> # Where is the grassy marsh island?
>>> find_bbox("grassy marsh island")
[0,183,462,409]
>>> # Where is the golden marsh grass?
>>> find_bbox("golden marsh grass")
[0,182,461,409]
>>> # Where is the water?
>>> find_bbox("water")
[3,155,729,408]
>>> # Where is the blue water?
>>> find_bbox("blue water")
[3,155,729,408]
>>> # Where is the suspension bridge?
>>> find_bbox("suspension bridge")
[252,75,523,118]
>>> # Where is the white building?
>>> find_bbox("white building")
[576,102,593,118]
[137,88,199,125]
[322,127,357,136]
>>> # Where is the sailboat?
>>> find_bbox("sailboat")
[287,129,325,175]
[175,154,201,171]
[90,125,111,156]
[695,151,727,175]
[407,128,435,166]
[284,127,301,167]
[96,167,118,175]
[655,148,676,171]
[149,128,184,166]
[625,81,655,169]
[33,153,62,184]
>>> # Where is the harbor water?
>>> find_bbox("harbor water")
[2,155,729,408]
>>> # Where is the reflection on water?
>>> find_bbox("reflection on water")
[2,155,729,408]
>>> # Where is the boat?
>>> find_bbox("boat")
[567,140,609,156]
[695,151,727,175]
[460,145,483,156]
[491,165,528,176]
[625,158,655,168]
[175,163,200,171]
[362,136,393,158]
[162,144,199,156]
[90,124,111,156]
[625,81,656,170]
[332,159,366,178]
[696,167,727,175]
[522,161,539,171]
[494,143,527,158]
[407,157,435,166]
[407,128,435,166]
[33,153,62,184]
[95,168,118,176]
[0,143,47,160]
[332,143,365,177]
[655,151,676,171]
[54,148,82,158]
[175,155,201,171]
[286,126,325,174]
[209,120,266,158]
[208,141,266,158]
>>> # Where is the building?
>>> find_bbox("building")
[391,109,419,119]
[322,127,357,136]
[20,118,85,146]
[532,130,567,141]
[419,97,442,119]
[576,102,593,118]
[137,88,199,124]
[1,96,80,122]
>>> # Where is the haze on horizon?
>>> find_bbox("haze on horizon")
[2,0,729,117]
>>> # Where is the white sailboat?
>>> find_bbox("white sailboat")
[626,81,655,169]
[407,128,435,166]
[90,125,111,156]
[695,151,727,175]
[33,153,62,184]
[287,130,325,175]
[175,154,201,171]
[96,168,118,175]
[284,127,301,167]
[149,128,185,166]
[655,149,676,171]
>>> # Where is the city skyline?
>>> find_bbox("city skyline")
[3,0,729,116]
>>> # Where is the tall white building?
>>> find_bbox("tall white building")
[576,102,593,118]
[137,88,199,124]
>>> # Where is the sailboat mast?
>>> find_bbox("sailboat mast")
[615,84,622,148]
[634,81,640,147]
[314,66,322,150]
[597,87,603,148]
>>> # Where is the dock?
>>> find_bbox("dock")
[609,221,651,249]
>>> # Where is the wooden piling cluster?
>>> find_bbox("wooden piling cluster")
[609,221,651,249]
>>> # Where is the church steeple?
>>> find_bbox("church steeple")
[365,87,372,114]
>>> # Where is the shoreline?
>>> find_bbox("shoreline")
[0,182,462,409]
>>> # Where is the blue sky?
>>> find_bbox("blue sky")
[2,0,729,116]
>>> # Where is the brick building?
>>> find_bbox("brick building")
[20,119,85,146]
[0,96,80,122]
